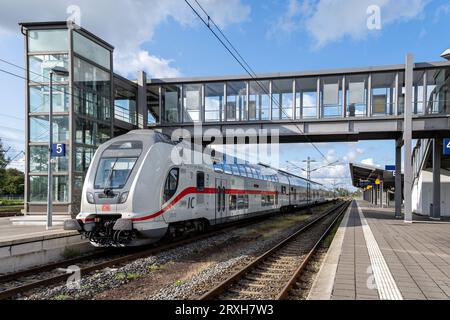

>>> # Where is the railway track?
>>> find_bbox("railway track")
[199,200,350,300]
[0,201,332,300]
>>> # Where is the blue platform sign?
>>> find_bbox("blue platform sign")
[444,138,450,155]
[385,165,396,171]
[51,143,66,157]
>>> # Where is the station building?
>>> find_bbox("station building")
[18,21,450,223]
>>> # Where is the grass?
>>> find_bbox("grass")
[126,272,141,280]
[309,261,321,273]
[62,247,81,259]
[249,214,310,239]
[0,205,23,213]
[322,215,344,248]
[0,199,24,206]
[115,272,126,280]
[147,265,161,272]
[174,279,185,286]
[53,294,71,300]
[115,272,141,281]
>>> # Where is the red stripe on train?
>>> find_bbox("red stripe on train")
[80,187,278,223]
[132,187,278,222]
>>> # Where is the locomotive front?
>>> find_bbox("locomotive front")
[64,131,167,247]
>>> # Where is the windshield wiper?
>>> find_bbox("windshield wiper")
[104,159,118,196]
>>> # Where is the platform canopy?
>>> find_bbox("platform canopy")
[349,163,403,190]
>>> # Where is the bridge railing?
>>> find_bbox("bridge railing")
[149,66,450,126]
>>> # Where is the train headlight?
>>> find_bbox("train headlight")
[119,191,129,204]
[86,192,95,204]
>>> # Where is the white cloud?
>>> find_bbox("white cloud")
[360,158,381,168]
[115,51,181,79]
[434,3,450,23]
[343,147,364,163]
[0,0,250,78]
[270,0,428,48]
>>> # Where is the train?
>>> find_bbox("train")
[64,129,334,247]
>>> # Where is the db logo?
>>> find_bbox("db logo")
[102,204,111,212]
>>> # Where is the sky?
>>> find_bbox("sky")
[0,0,449,190]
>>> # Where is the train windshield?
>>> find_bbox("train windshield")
[94,140,143,190]
[94,157,138,189]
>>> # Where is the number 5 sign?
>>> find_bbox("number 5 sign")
[51,143,66,157]
[444,139,450,156]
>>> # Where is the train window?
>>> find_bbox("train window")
[94,157,138,189]
[213,164,223,173]
[224,164,232,175]
[163,168,179,203]
[281,186,286,194]
[231,165,240,176]
[237,195,245,209]
[229,195,237,210]
[238,165,246,177]
[196,171,205,191]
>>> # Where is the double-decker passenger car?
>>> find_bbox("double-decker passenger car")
[64,130,333,246]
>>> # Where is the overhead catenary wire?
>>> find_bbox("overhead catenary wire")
[184,0,330,163]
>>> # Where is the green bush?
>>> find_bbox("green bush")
[0,199,24,206]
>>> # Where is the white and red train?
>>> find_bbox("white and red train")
[64,130,333,246]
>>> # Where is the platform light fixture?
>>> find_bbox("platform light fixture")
[440,49,450,60]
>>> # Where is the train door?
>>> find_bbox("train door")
[215,178,227,223]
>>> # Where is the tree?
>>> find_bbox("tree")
[0,138,9,169]
[0,139,24,196]
[0,168,24,196]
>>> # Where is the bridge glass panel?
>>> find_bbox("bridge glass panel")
[73,57,111,120]
[413,71,425,114]
[183,84,202,122]
[397,72,405,115]
[424,67,450,114]
[272,79,294,120]
[161,85,181,123]
[147,86,159,124]
[249,80,270,120]
[321,76,342,118]
[205,82,224,122]
[226,81,247,121]
[295,77,317,119]
[29,54,69,83]
[28,29,68,52]
[345,74,368,117]
[114,81,137,125]
[371,72,396,116]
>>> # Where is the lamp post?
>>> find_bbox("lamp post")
[47,66,69,230]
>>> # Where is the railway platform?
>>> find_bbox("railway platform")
[0,218,91,274]
[309,200,450,300]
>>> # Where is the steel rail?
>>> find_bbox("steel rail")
[276,201,349,299]
[0,200,333,300]
[199,200,350,300]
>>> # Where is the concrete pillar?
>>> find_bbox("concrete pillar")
[432,138,442,220]
[395,138,402,218]
[380,180,384,208]
[137,71,147,129]
[374,185,378,205]
[403,53,413,223]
